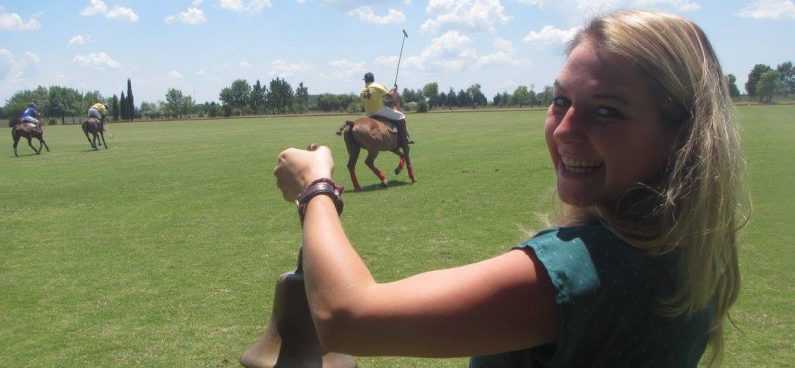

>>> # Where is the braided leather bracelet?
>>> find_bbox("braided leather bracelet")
[295,178,344,221]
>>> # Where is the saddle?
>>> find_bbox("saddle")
[371,117,399,134]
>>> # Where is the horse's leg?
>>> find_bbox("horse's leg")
[391,150,406,175]
[364,150,388,188]
[346,146,362,192]
[399,144,417,183]
[99,130,107,149]
[26,135,40,154]
[84,129,96,149]
[39,136,50,152]
[12,131,20,157]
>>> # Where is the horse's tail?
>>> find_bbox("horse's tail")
[336,120,354,136]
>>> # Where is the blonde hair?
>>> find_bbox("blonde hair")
[556,10,750,366]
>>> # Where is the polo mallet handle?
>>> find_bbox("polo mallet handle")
[393,29,408,88]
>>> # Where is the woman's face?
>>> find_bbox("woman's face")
[545,37,677,207]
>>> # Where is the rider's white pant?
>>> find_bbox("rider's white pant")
[372,107,405,121]
[88,108,102,120]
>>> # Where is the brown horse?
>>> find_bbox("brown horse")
[11,119,50,157]
[336,117,416,191]
[82,118,107,150]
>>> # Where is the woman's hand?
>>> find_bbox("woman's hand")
[273,145,335,202]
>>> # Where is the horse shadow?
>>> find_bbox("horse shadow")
[354,180,412,193]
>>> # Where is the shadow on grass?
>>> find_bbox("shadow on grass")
[352,180,414,193]
[9,152,44,158]
[352,180,414,194]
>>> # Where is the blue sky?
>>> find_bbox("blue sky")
[1,0,793,105]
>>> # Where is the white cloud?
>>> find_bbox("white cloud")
[68,34,94,46]
[324,59,366,80]
[107,6,139,22]
[165,6,207,24]
[0,49,41,80]
[73,52,121,69]
[404,30,477,72]
[168,70,184,80]
[476,38,519,67]
[421,0,511,33]
[523,25,579,45]
[80,0,108,16]
[270,59,312,78]
[195,69,207,75]
[736,0,795,20]
[518,0,546,6]
[0,8,41,31]
[220,0,272,13]
[240,61,251,68]
[330,59,365,70]
[349,7,406,24]
[635,0,701,11]
[80,1,139,23]
[24,51,41,65]
[519,0,701,12]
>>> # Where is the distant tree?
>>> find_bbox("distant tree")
[745,64,772,97]
[46,86,81,124]
[139,101,161,120]
[776,61,794,96]
[120,92,129,120]
[501,91,511,107]
[269,77,293,114]
[422,82,439,110]
[756,70,781,103]
[250,80,267,114]
[204,102,221,117]
[126,78,135,120]
[295,82,309,113]
[536,85,553,106]
[226,79,252,115]
[493,92,502,107]
[456,89,468,107]
[438,91,447,108]
[165,88,185,118]
[512,85,531,107]
[466,84,486,108]
[111,95,120,121]
[726,74,741,98]
[447,88,456,109]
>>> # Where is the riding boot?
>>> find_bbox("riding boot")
[397,119,414,145]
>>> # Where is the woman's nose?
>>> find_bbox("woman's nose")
[553,107,585,144]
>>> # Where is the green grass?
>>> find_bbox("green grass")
[1,106,792,367]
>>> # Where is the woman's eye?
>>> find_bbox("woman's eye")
[552,96,571,108]
[595,106,622,119]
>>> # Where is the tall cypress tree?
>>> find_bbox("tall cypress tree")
[120,91,128,121]
[126,78,135,120]
[111,94,120,121]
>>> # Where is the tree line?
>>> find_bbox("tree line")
[2,60,792,124]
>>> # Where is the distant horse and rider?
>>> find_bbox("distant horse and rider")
[11,119,50,157]
[336,116,416,191]
[82,117,108,150]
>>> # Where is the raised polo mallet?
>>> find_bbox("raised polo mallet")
[393,29,408,88]
[240,143,357,368]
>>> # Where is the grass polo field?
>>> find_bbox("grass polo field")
[2,105,792,367]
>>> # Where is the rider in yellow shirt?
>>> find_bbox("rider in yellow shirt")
[360,72,413,145]
[88,102,112,137]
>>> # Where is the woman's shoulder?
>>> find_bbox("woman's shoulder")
[517,225,674,298]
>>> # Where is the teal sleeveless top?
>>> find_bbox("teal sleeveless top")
[469,226,712,368]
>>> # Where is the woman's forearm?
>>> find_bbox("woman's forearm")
[300,195,376,337]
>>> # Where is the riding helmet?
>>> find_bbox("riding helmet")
[363,72,374,83]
